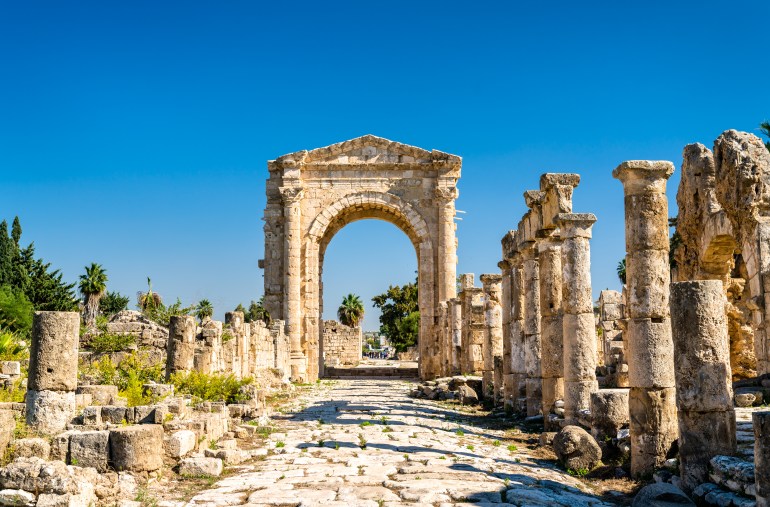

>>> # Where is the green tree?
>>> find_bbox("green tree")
[0,286,34,337]
[371,280,419,352]
[761,121,770,151]
[240,297,270,324]
[79,263,108,329]
[100,291,130,316]
[337,293,364,327]
[196,299,214,324]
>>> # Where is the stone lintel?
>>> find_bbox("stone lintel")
[539,173,580,190]
[480,273,503,286]
[556,213,597,239]
[612,160,675,183]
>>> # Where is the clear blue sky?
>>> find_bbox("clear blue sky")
[1,1,768,330]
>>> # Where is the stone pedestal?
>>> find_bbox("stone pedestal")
[670,280,736,494]
[26,311,80,433]
[557,213,599,423]
[613,160,678,478]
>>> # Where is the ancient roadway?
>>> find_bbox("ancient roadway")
[183,379,617,507]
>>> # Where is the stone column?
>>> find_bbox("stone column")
[26,311,80,433]
[498,260,513,409]
[281,186,306,382]
[522,244,543,417]
[481,274,503,401]
[166,315,196,379]
[510,258,527,414]
[538,235,564,427]
[438,301,449,376]
[449,298,462,374]
[754,411,770,507]
[670,280,736,494]
[613,160,678,478]
[557,213,599,423]
[436,186,459,303]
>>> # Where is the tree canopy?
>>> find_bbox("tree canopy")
[337,293,364,327]
[371,280,419,352]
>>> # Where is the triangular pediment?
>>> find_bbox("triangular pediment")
[273,135,460,166]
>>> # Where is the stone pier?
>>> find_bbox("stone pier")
[480,274,503,402]
[670,280,736,494]
[557,213,598,423]
[26,311,80,433]
[166,315,196,379]
[754,411,770,507]
[613,160,678,478]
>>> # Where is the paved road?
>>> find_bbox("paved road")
[186,379,617,506]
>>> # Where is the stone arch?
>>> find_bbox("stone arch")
[261,135,461,381]
[304,191,435,378]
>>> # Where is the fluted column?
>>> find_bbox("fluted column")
[613,160,678,478]
[557,213,598,423]
[281,186,307,383]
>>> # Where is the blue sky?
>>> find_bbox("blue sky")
[1,1,768,330]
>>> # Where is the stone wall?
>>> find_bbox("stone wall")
[322,320,361,367]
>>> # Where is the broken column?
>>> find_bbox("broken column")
[480,274,503,402]
[670,280,736,494]
[26,311,80,433]
[754,411,770,507]
[557,213,599,423]
[613,160,678,478]
[166,315,196,379]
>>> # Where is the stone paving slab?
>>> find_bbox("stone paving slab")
[185,379,618,506]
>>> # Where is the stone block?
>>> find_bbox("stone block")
[631,483,694,507]
[28,312,79,392]
[552,425,601,471]
[626,318,675,388]
[132,405,168,424]
[69,430,110,472]
[166,430,197,458]
[677,410,736,493]
[142,383,174,399]
[563,313,597,380]
[0,489,35,507]
[10,438,50,460]
[109,424,164,472]
[101,405,128,425]
[81,406,101,426]
[179,457,223,477]
[626,250,670,319]
[590,389,629,442]
[0,410,13,459]
[25,390,76,434]
[0,362,20,376]
[50,430,76,462]
[74,394,92,410]
[623,192,671,251]
[629,386,678,478]
[76,385,119,405]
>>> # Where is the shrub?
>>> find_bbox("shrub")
[0,286,33,337]
[170,371,253,404]
[80,351,164,406]
[0,330,28,361]
[87,332,136,353]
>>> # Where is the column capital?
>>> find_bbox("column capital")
[556,213,597,239]
[523,190,545,209]
[434,185,459,203]
[480,273,503,286]
[459,273,475,291]
[613,160,675,194]
[520,242,539,261]
[279,186,304,205]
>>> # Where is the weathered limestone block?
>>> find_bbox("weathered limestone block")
[167,315,196,378]
[28,312,80,392]
[179,457,224,477]
[50,430,76,462]
[628,386,678,477]
[100,406,128,425]
[626,318,676,389]
[166,430,197,458]
[109,424,164,472]
[631,483,694,507]
[677,410,736,493]
[0,410,13,459]
[590,389,629,442]
[754,411,770,507]
[69,430,110,472]
[75,385,119,406]
[25,390,75,434]
[81,406,101,426]
[0,489,35,506]
[552,425,601,471]
[131,404,168,425]
[10,438,50,460]
[0,362,20,377]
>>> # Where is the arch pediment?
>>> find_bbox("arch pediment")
[273,134,461,167]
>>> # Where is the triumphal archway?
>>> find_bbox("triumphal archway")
[261,135,461,381]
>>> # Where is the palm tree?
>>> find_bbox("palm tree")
[138,277,162,312]
[337,294,364,328]
[196,299,214,324]
[617,258,626,285]
[78,263,108,329]
[761,121,770,151]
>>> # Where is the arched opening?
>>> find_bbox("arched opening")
[303,191,436,380]
[319,219,417,372]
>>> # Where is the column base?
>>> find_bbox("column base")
[290,353,308,384]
